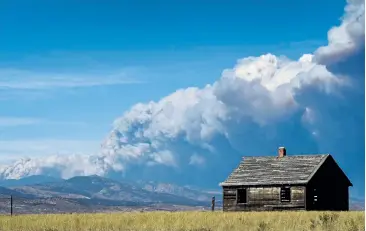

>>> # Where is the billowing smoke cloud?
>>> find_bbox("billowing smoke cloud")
[0,0,364,194]
[314,0,364,65]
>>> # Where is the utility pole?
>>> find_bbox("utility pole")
[10,195,13,216]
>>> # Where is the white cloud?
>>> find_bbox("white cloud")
[0,68,144,90]
[0,0,363,192]
[93,53,346,174]
[0,154,105,179]
[0,52,349,180]
[314,0,365,65]
[0,139,103,179]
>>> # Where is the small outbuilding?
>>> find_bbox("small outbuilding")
[219,147,352,211]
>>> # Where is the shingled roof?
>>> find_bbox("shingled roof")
[219,154,330,186]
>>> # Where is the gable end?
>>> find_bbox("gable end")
[307,154,352,186]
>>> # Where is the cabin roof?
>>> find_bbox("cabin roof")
[220,154,334,186]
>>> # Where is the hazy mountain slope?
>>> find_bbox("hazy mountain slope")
[349,197,365,211]
[136,180,221,202]
[7,175,211,207]
[0,186,35,198]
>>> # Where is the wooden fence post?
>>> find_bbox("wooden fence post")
[10,195,13,216]
[211,196,215,211]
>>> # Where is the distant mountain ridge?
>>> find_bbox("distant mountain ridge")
[349,197,365,211]
[0,175,221,209]
[0,185,36,198]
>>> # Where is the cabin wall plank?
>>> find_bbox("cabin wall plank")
[223,186,306,211]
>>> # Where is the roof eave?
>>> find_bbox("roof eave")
[219,181,308,187]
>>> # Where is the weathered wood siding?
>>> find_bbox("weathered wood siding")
[223,186,305,211]
[222,187,237,211]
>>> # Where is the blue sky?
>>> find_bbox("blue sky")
[0,0,364,198]
[0,0,345,141]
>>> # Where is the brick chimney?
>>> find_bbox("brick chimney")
[278,147,286,158]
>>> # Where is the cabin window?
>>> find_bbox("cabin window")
[280,187,291,202]
[236,188,247,204]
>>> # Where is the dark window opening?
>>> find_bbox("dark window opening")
[280,187,291,202]
[236,188,247,204]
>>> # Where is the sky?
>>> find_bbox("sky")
[0,0,364,198]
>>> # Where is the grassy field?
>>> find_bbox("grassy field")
[0,211,364,231]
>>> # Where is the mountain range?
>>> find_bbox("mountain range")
[0,175,221,214]
[0,174,363,214]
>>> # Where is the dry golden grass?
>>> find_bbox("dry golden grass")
[0,211,364,231]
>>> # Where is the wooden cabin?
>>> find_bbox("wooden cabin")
[219,147,352,211]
